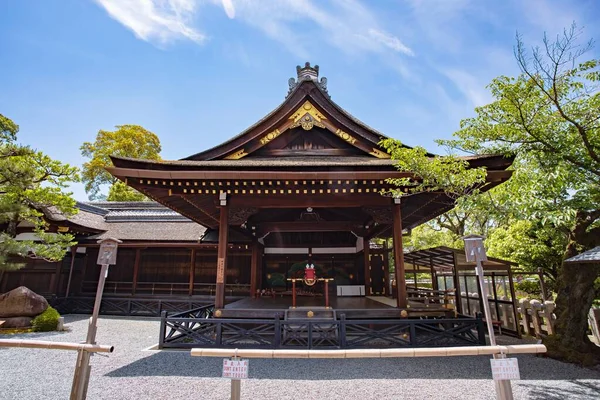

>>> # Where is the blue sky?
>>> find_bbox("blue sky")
[1,0,599,200]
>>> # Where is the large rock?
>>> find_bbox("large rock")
[0,286,48,318]
[0,316,33,328]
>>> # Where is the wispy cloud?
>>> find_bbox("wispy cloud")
[95,0,205,45]
[367,29,414,56]
[441,68,492,107]
[95,0,413,59]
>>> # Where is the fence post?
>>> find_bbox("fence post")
[530,300,543,338]
[409,321,416,346]
[339,314,347,348]
[216,321,223,346]
[308,321,313,350]
[476,313,486,345]
[274,314,281,349]
[158,311,167,349]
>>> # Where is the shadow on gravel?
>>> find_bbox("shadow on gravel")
[106,351,600,381]
[519,380,600,399]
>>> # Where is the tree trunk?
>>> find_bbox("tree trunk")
[547,261,600,365]
[545,211,600,365]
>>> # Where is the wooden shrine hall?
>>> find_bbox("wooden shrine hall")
[106,62,513,320]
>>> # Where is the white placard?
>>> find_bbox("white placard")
[223,359,249,379]
[490,358,520,381]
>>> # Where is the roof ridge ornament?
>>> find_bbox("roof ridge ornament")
[287,62,328,97]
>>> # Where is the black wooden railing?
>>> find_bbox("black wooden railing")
[159,311,485,349]
[52,297,214,317]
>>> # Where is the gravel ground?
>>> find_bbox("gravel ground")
[1,315,599,400]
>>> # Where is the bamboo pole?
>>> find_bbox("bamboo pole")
[0,339,113,353]
[191,344,546,359]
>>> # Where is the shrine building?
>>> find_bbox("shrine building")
[1,64,517,343]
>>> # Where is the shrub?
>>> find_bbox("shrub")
[515,280,541,297]
[31,306,60,332]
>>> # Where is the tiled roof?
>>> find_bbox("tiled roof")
[89,221,206,241]
[113,155,397,168]
[564,247,600,264]
[66,201,206,242]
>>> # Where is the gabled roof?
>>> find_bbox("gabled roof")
[106,63,514,231]
[181,62,402,162]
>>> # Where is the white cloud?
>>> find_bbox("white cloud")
[95,0,205,45]
[441,68,492,107]
[221,0,235,19]
[368,29,414,56]
[95,0,413,59]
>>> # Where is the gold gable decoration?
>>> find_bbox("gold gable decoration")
[225,149,248,160]
[289,101,326,130]
[370,148,390,159]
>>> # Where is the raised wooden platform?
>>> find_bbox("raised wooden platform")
[221,296,451,319]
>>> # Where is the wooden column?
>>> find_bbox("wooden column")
[65,247,77,298]
[188,248,196,296]
[382,240,390,296]
[452,251,463,314]
[430,256,439,291]
[392,200,407,308]
[51,260,62,295]
[250,241,259,298]
[363,238,371,295]
[215,196,229,309]
[256,243,263,292]
[131,248,141,295]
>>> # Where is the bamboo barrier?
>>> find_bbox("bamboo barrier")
[191,344,546,359]
[0,339,114,353]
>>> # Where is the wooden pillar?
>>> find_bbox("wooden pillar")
[363,238,371,295]
[430,256,439,291]
[250,241,259,298]
[189,248,196,296]
[131,248,141,296]
[452,251,463,314]
[51,260,62,295]
[65,247,78,298]
[392,200,407,308]
[257,243,263,291]
[215,196,229,309]
[382,240,390,296]
[508,266,521,338]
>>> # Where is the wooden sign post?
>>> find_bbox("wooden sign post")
[463,235,515,400]
[70,238,121,400]
[222,349,248,400]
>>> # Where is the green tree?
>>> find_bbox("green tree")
[385,25,600,364]
[81,125,161,201]
[0,114,78,273]
[446,25,600,364]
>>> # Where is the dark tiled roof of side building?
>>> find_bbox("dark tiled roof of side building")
[72,201,206,242]
[564,247,600,264]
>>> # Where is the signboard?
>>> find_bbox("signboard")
[97,240,119,265]
[490,358,520,381]
[216,258,225,284]
[222,359,249,379]
[463,235,488,263]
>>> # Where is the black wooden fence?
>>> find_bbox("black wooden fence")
[159,306,485,349]
[52,297,214,317]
